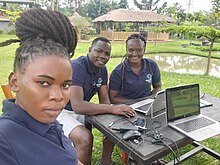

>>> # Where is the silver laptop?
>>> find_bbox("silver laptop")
[148,90,166,119]
[166,84,220,141]
[130,91,165,118]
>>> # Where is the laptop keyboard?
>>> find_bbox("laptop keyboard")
[136,103,152,111]
[175,117,215,132]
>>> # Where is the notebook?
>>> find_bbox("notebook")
[166,84,220,141]
[130,90,165,118]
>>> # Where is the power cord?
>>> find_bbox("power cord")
[144,117,180,164]
[163,137,180,163]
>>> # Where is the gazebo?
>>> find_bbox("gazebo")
[93,8,175,41]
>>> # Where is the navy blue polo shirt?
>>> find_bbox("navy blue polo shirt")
[109,58,161,99]
[65,56,108,111]
[0,99,77,165]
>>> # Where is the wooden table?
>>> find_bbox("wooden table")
[87,94,220,164]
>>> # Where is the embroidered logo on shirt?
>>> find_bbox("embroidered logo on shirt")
[145,74,152,83]
[97,77,102,88]
[92,77,102,88]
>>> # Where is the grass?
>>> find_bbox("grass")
[0,35,220,164]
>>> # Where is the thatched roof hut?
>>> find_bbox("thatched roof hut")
[68,12,91,40]
[93,9,175,41]
[68,12,90,27]
[93,8,175,23]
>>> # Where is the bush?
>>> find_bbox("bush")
[0,28,4,34]
[7,29,16,35]
[195,46,220,52]
[89,27,96,35]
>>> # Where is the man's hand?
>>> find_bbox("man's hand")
[110,104,136,117]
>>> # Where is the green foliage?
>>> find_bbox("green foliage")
[133,0,167,12]
[195,45,220,52]
[80,0,119,20]
[118,0,129,9]
[157,25,220,41]
[88,27,96,35]
[211,0,220,17]
[7,29,16,35]
[124,23,132,32]
[0,29,4,34]
[0,9,21,25]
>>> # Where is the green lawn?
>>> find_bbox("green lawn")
[0,35,220,164]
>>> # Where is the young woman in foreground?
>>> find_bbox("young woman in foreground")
[0,8,82,165]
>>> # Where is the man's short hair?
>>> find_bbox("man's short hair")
[91,37,111,46]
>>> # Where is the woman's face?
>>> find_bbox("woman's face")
[126,39,145,65]
[10,55,72,124]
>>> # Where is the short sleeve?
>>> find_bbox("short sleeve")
[150,60,161,84]
[109,64,123,91]
[71,63,85,87]
[101,67,108,85]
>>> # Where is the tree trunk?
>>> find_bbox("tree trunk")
[205,39,215,75]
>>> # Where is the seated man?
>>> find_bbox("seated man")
[58,37,136,165]
[109,34,162,104]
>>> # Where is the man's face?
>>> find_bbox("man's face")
[126,39,145,64]
[10,55,72,124]
[89,40,111,68]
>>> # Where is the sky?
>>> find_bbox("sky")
[129,0,213,13]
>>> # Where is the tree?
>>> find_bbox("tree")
[133,0,167,13]
[76,0,119,20]
[118,0,129,9]
[0,9,21,25]
[156,25,220,75]
[160,2,185,24]
[34,0,53,9]
[211,0,220,28]
[211,0,220,16]
[86,0,110,20]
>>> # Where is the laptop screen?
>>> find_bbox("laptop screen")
[150,90,166,118]
[166,84,200,122]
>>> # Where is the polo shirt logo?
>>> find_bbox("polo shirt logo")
[96,77,102,88]
[145,74,152,83]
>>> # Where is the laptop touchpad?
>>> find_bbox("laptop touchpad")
[199,128,215,134]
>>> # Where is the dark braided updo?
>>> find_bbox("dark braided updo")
[15,8,77,55]
[0,8,78,73]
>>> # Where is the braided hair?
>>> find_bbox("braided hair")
[15,8,77,56]
[0,8,78,73]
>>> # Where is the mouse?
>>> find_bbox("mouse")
[122,130,141,141]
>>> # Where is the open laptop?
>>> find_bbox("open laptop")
[148,90,166,119]
[166,84,220,141]
[130,91,165,118]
